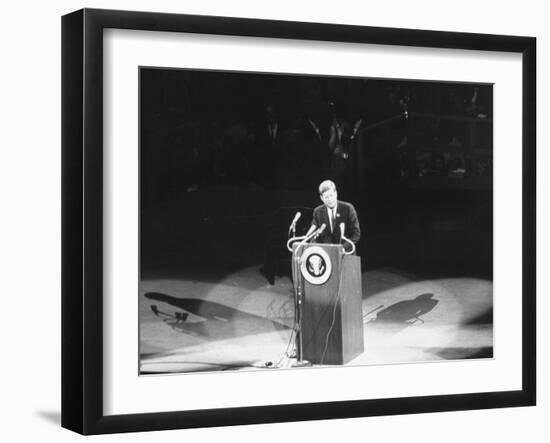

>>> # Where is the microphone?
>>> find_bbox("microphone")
[340,222,345,240]
[306,224,317,237]
[314,223,326,239]
[289,211,301,234]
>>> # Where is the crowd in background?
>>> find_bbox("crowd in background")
[140,70,493,206]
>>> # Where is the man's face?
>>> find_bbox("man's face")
[321,189,337,209]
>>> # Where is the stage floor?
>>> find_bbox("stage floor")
[139,266,493,374]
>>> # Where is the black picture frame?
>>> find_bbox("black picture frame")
[61,8,536,435]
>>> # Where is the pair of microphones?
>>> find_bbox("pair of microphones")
[307,222,345,239]
[313,223,345,239]
[289,211,345,240]
[308,223,326,239]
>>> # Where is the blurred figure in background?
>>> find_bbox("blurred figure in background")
[328,101,352,194]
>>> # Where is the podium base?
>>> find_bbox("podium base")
[291,359,312,368]
[273,356,313,369]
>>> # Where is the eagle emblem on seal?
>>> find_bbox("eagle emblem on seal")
[300,246,332,285]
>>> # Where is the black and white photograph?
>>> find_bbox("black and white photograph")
[138,68,494,374]
[57,4,537,436]
[1,0,541,439]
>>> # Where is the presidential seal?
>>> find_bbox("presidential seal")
[300,246,332,285]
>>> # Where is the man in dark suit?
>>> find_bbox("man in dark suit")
[309,180,361,252]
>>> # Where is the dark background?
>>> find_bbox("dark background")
[139,68,493,281]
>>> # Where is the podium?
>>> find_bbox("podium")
[292,243,364,365]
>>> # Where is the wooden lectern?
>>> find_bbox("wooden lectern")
[292,243,364,365]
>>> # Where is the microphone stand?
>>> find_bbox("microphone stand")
[341,235,356,255]
[288,228,321,364]
[288,221,296,238]
[293,246,304,362]
[286,235,306,252]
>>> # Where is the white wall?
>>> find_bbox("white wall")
[0,0,546,441]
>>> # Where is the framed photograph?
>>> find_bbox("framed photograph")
[62,8,536,435]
